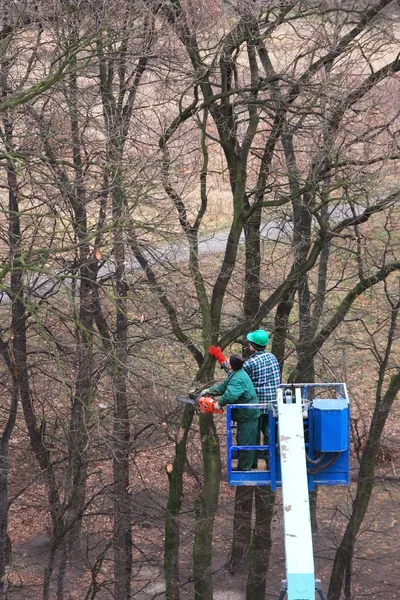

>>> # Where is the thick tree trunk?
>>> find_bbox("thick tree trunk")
[193,413,221,600]
[113,367,131,600]
[328,371,400,600]
[271,290,295,372]
[0,329,18,594]
[0,446,11,594]
[246,486,275,600]
[309,488,318,534]
[111,163,132,600]
[0,387,17,592]
[243,206,261,319]
[64,50,97,549]
[226,487,254,574]
[164,404,195,600]
[65,262,96,549]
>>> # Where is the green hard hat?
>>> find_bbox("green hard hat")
[247,329,269,347]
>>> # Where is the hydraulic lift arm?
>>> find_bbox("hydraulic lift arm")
[277,387,328,600]
[277,386,315,600]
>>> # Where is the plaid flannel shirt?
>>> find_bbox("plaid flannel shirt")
[244,351,281,412]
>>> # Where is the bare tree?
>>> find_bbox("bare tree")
[327,278,400,599]
[133,2,400,599]
[0,1,398,599]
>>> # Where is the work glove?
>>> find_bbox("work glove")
[200,388,210,396]
[208,345,227,366]
[214,402,221,410]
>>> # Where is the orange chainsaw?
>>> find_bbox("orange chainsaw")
[177,390,224,415]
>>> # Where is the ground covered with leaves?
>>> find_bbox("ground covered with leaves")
[5,418,400,599]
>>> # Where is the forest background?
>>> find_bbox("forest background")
[0,1,399,599]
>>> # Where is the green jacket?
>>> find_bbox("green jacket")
[208,369,261,423]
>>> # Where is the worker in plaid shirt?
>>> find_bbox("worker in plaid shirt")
[244,329,281,467]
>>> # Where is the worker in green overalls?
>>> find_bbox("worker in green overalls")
[201,354,260,471]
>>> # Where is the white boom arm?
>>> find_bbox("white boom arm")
[277,387,315,600]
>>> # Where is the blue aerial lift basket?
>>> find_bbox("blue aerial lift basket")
[226,382,350,491]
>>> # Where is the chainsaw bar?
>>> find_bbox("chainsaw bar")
[176,396,197,406]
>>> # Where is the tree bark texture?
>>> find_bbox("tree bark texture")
[164,404,195,600]
[243,206,262,320]
[0,273,18,594]
[227,487,254,575]
[0,444,13,593]
[193,413,221,600]
[64,45,97,549]
[328,370,400,600]
[246,486,275,600]
[111,161,132,600]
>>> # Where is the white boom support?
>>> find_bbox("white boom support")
[277,387,316,600]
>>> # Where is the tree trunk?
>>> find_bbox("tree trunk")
[271,290,295,372]
[111,162,132,600]
[309,488,318,534]
[95,22,153,596]
[246,486,275,600]
[65,261,96,549]
[226,487,254,574]
[0,446,11,595]
[4,109,64,544]
[243,206,261,319]
[193,413,221,600]
[113,371,131,600]
[43,536,59,600]
[0,334,18,594]
[164,404,195,600]
[328,371,400,600]
[0,396,17,592]
[64,42,97,549]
